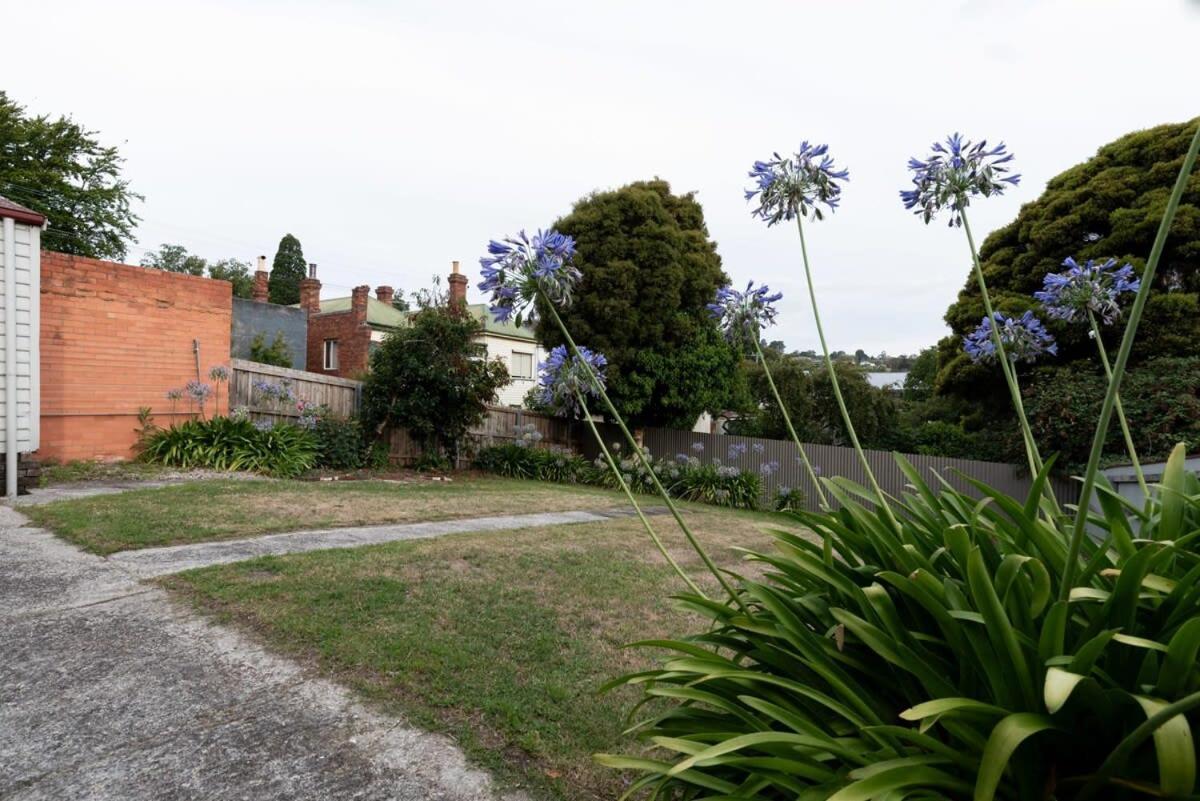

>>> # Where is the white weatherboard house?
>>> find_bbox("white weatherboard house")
[0,196,43,496]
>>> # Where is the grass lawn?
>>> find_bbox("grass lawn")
[166,503,802,801]
[24,476,633,554]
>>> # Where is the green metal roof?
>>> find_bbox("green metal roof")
[464,303,537,341]
[315,297,537,342]
[316,297,409,329]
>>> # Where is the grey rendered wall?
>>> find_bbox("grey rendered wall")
[231,298,307,371]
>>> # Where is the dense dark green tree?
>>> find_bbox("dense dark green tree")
[361,308,509,460]
[1022,356,1200,471]
[726,350,817,441]
[141,243,206,275]
[937,118,1200,413]
[141,243,253,298]
[536,179,738,429]
[902,346,938,402]
[269,234,307,305]
[0,92,140,259]
[207,258,254,299]
[728,352,896,449]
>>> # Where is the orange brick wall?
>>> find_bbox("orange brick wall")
[39,251,232,462]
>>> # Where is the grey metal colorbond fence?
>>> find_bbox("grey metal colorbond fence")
[580,424,1080,511]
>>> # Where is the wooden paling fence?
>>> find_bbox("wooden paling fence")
[229,358,362,424]
[385,406,573,468]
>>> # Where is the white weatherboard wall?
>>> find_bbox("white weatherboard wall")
[484,333,545,407]
[0,218,40,470]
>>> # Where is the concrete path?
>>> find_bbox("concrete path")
[0,501,649,800]
[110,509,634,578]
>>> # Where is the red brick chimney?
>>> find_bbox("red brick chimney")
[375,285,394,305]
[252,255,269,302]
[351,284,370,324]
[299,262,322,314]
[448,260,468,309]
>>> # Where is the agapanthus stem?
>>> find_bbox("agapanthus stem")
[794,216,902,535]
[574,390,707,598]
[1060,122,1200,598]
[958,209,1046,481]
[544,303,746,610]
[751,337,827,508]
[1087,311,1149,501]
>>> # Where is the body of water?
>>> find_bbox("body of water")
[866,371,907,389]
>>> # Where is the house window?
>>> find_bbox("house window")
[511,351,533,379]
[323,339,339,370]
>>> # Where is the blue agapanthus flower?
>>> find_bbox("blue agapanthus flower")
[478,229,582,325]
[963,311,1057,365]
[1034,257,1140,326]
[746,142,849,225]
[536,345,607,417]
[901,133,1020,226]
[708,281,783,348]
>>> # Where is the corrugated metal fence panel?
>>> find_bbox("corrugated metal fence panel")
[581,425,1079,511]
[230,358,362,423]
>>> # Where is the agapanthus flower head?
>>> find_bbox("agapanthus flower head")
[727,442,747,460]
[166,388,183,401]
[746,142,849,225]
[208,365,230,382]
[185,380,213,403]
[478,229,582,325]
[708,281,783,349]
[535,345,607,417]
[901,133,1020,226]
[1034,257,1140,326]
[963,311,1057,365]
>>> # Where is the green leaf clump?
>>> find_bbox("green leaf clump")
[605,446,1200,799]
[141,416,316,478]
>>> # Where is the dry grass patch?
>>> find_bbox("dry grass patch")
[166,506,814,801]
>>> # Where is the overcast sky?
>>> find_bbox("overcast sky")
[2,0,1197,354]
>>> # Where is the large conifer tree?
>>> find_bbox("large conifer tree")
[269,234,307,305]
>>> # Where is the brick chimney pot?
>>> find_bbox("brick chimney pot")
[351,285,370,325]
[447,260,467,309]
[299,266,322,314]
[375,285,394,305]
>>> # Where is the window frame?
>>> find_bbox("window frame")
[323,339,339,371]
[510,350,534,380]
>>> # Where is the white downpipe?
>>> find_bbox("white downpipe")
[3,217,16,497]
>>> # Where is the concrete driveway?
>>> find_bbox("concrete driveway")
[0,504,529,801]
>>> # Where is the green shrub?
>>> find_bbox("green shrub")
[248,331,293,368]
[141,416,316,478]
[667,461,761,508]
[474,444,762,510]
[1024,356,1200,470]
[412,451,452,473]
[312,415,365,470]
[602,448,1200,799]
[474,443,593,484]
